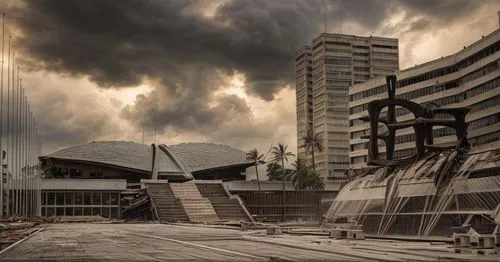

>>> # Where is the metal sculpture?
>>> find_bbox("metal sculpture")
[365,75,470,167]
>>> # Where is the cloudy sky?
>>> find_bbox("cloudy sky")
[1,0,500,163]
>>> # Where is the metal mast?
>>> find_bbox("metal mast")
[5,34,9,216]
[0,13,5,217]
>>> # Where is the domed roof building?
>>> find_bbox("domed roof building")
[39,141,254,186]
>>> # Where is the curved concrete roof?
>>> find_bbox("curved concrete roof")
[41,141,253,176]
[169,143,252,172]
[42,141,153,172]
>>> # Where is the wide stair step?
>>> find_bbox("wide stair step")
[146,183,189,223]
[180,198,219,223]
[168,182,220,223]
[196,183,252,222]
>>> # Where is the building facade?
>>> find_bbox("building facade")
[296,33,399,180]
[349,29,500,170]
[296,46,313,161]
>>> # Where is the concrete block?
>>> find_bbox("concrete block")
[471,236,496,249]
[471,249,497,255]
[453,234,470,247]
[454,248,471,254]
[329,229,347,239]
[347,230,365,240]
[266,227,281,235]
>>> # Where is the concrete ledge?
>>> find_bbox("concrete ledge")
[41,179,127,191]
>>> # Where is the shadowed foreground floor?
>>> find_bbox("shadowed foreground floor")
[0,223,498,261]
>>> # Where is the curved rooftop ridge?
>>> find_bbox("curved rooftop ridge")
[41,140,253,176]
[168,142,253,173]
[43,141,153,172]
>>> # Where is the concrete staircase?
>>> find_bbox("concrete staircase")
[169,182,219,223]
[196,183,253,222]
[146,183,189,223]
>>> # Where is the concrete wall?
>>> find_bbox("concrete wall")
[225,180,341,192]
[41,179,127,191]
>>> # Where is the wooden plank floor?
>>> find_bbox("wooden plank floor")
[0,223,498,261]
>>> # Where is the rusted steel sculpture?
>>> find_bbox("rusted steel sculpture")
[366,75,470,167]
[323,75,499,239]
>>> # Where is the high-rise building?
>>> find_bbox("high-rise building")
[296,46,313,161]
[296,33,399,181]
[348,29,500,171]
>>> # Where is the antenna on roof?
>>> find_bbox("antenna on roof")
[339,1,342,34]
[141,121,144,144]
[153,112,156,145]
[263,138,274,162]
[323,0,327,33]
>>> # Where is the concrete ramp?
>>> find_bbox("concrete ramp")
[169,182,219,223]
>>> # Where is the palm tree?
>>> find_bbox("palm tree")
[289,159,325,190]
[289,159,308,190]
[246,149,265,191]
[300,128,324,173]
[271,143,295,222]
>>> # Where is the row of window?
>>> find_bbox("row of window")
[371,59,398,67]
[324,56,352,66]
[399,42,500,87]
[353,45,369,49]
[461,61,499,84]
[295,51,311,61]
[325,65,351,73]
[372,51,398,58]
[353,60,369,66]
[350,113,500,151]
[325,48,351,54]
[466,77,500,97]
[350,74,500,117]
[469,113,500,129]
[469,94,500,114]
[353,52,370,57]
[352,129,500,165]
[349,41,500,99]
[42,191,119,206]
[395,81,458,101]
[372,44,398,50]
[42,206,120,218]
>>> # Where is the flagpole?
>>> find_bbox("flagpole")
[5,33,9,217]
[20,86,24,216]
[0,13,5,218]
[14,61,19,216]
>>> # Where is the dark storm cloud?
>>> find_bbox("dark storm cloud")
[3,0,495,145]
[18,73,123,153]
[8,0,323,99]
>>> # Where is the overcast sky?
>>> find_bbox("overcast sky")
[1,0,500,164]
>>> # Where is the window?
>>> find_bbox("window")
[92,192,101,205]
[75,192,83,205]
[65,192,74,205]
[372,44,398,49]
[56,193,66,206]
[84,192,92,205]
